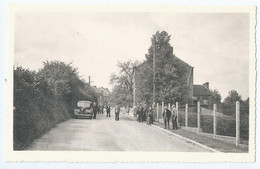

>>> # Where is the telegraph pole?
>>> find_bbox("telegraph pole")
[153,39,156,106]
[133,67,136,107]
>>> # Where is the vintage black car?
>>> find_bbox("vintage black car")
[73,100,93,119]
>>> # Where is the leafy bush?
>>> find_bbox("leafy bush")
[178,111,249,140]
[13,62,97,150]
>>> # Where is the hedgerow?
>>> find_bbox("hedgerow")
[13,61,97,150]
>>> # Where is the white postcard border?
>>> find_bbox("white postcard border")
[6,4,256,162]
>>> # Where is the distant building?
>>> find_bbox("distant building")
[92,86,111,106]
[192,82,212,108]
[133,44,215,107]
[134,50,214,107]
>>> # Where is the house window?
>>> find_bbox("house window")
[192,96,198,100]
[202,99,208,105]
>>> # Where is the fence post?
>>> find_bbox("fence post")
[197,101,200,133]
[162,102,164,121]
[176,102,179,128]
[236,101,240,146]
[185,103,188,127]
[213,104,217,139]
[156,103,159,122]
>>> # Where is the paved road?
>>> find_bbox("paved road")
[28,113,211,152]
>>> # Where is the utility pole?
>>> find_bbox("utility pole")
[133,67,136,107]
[153,39,156,106]
[89,76,91,86]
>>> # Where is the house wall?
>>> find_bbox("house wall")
[193,95,212,108]
[134,56,194,104]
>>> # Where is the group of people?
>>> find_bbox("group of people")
[134,103,178,130]
[134,103,154,125]
[92,102,178,130]
[92,102,111,119]
[163,105,178,130]
[92,102,122,121]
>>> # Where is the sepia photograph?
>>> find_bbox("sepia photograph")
[5,5,256,162]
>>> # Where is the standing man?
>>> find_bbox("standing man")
[115,104,120,121]
[171,105,178,130]
[139,104,144,122]
[163,106,171,129]
[146,106,152,125]
[93,102,98,119]
[97,105,101,114]
[133,105,138,117]
[143,104,147,122]
[106,104,111,117]
[150,104,154,124]
[101,105,104,114]
[137,104,140,122]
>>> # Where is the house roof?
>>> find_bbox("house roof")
[136,55,193,69]
[93,87,111,97]
[173,56,193,68]
[193,85,212,96]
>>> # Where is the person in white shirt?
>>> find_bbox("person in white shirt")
[171,105,178,130]
[115,104,120,121]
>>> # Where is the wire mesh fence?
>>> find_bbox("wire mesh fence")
[155,101,249,141]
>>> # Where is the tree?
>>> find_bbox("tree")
[135,31,190,105]
[13,61,98,150]
[38,60,97,108]
[223,90,242,104]
[222,90,242,116]
[110,60,140,106]
[210,89,222,104]
[241,97,249,114]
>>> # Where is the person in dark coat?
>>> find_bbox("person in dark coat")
[97,106,101,114]
[162,106,171,129]
[106,104,111,117]
[139,105,144,122]
[150,105,154,124]
[142,104,147,122]
[137,104,140,122]
[93,102,98,119]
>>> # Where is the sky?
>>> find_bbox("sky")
[14,12,249,100]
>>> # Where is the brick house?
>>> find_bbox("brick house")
[92,86,111,106]
[134,53,194,105]
[133,44,213,107]
[192,82,213,108]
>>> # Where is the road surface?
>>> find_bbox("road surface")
[28,113,211,152]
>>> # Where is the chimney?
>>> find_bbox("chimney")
[170,46,173,54]
[203,82,209,89]
[89,76,91,86]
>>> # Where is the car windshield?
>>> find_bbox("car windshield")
[77,101,91,108]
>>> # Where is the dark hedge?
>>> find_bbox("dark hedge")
[13,64,97,150]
